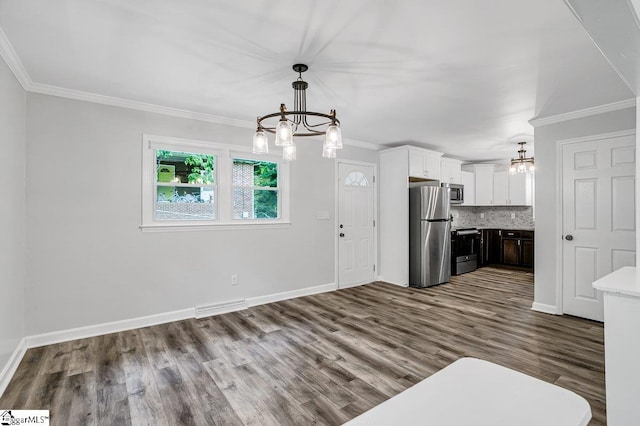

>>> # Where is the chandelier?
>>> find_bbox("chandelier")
[253,64,343,161]
[509,142,535,174]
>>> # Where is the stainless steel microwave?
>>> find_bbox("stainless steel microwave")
[441,183,464,204]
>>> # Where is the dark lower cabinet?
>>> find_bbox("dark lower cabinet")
[500,230,534,270]
[478,229,534,270]
[480,229,502,266]
[522,239,534,268]
[502,238,520,266]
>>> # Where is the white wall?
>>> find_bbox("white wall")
[533,107,636,309]
[25,93,378,335]
[0,55,26,370]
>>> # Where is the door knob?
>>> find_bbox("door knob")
[339,233,345,237]
[339,224,344,229]
[565,234,573,241]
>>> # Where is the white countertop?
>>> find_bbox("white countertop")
[593,266,640,298]
[344,357,591,426]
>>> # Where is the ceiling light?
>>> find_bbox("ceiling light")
[509,142,534,174]
[253,64,342,160]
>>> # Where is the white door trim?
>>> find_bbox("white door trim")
[335,159,378,289]
[554,129,636,315]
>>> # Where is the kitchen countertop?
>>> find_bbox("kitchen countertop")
[344,357,591,426]
[484,227,535,231]
[452,226,535,231]
[593,266,640,298]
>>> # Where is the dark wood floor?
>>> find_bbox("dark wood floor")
[0,267,605,425]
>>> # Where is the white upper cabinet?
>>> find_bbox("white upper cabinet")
[507,173,533,205]
[441,158,462,184]
[461,171,475,205]
[491,170,533,205]
[466,164,494,205]
[493,171,509,205]
[408,147,443,180]
[461,164,534,206]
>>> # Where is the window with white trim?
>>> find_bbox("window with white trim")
[155,150,217,221]
[232,158,280,220]
[142,135,290,230]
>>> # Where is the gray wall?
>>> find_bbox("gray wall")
[25,93,378,335]
[0,56,26,370]
[533,107,636,309]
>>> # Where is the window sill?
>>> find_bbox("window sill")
[140,222,292,232]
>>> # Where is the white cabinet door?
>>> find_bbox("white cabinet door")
[508,173,532,205]
[474,166,494,205]
[409,149,442,180]
[461,171,475,205]
[423,153,441,180]
[493,171,509,205]
[409,151,425,178]
[441,158,462,184]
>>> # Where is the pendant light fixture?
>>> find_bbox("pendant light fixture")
[509,142,535,174]
[253,64,343,160]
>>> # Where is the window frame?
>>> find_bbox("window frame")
[141,134,290,232]
[231,153,284,222]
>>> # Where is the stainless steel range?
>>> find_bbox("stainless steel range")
[451,227,480,275]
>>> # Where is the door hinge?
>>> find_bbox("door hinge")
[373,175,376,183]
[373,219,376,227]
[373,264,376,272]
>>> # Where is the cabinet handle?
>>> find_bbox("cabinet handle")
[518,240,521,246]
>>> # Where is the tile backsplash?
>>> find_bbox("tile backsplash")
[450,205,534,229]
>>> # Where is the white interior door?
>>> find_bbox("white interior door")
[338,162,375,288]
[562,134,636,321]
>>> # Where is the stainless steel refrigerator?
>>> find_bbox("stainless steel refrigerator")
[409,185,452,287]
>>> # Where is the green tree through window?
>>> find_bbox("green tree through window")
[254,162,278,218]
[233,159,278,219]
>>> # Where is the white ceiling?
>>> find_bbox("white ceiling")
[0,0,634,161]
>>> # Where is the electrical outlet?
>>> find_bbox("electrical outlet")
[480,213,485,219]
[231,274,238,286]
[511,213,516,219]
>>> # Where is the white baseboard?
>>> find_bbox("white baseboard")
[339,279,373,290]
[377,276,409,287]
[25,307,194,348]
[195,300,248,319]
[531,302,561,315]
[246,282,337,307]
[24,281,337,349]
[0,338,27,398]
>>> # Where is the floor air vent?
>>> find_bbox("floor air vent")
[195,300,248,319]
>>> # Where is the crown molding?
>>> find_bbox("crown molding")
[0,27,32,90]
[29,82,256,129]
[342,137,383,151]
[529,98,636,127]
[28,81,381,150]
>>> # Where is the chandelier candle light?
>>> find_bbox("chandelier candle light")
[509,142,535,174]
[253,64,343,160]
